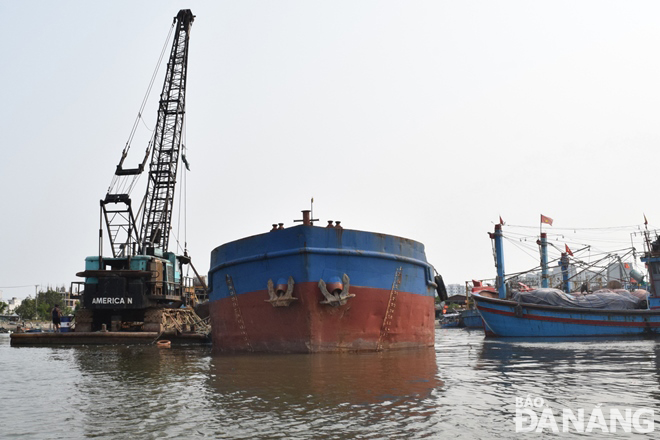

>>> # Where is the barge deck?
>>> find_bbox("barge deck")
[10,331,209,346]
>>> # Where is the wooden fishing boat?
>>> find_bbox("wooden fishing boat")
[473,223,660,337]
[438,312,460,328]
[458,309,483,328]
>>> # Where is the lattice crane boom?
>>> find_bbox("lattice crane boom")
[100,10,194,258]
[139,9,194,254]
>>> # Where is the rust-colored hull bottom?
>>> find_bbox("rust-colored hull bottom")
[9,331,209,346]
[210,282,435,353]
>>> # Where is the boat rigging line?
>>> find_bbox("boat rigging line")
[498,228,639,289]
[504,223,644,231]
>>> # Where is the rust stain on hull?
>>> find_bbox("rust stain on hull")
[210,282,435,353]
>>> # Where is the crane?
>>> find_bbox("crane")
[75,10,204,334]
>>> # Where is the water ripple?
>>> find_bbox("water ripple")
[2,330,660,438]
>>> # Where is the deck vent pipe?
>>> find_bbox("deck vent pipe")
[301,210,311,226]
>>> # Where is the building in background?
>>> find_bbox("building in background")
[446,284,466,296]
[62,291,78,311]
[7,297,22,313]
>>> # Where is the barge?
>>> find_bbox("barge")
[208,211,438,353]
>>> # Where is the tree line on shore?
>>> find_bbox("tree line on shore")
[1,289,75,321]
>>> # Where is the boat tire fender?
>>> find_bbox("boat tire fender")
[435,275,448,301]
[514,304,524,318]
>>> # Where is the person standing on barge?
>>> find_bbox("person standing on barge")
[51,305,62,332]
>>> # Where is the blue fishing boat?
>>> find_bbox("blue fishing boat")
[459,309,483,328]
[438,312,460,328]
[458,280,492,329]
[473,223,660,337]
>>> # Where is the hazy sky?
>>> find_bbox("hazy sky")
[2,1,659,301]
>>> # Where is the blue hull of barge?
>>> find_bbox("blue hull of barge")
[473,293,660,337]
[209,225,436,300]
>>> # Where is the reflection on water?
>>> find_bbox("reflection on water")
[477,337,660,418]
[2,331,660,438]
[205,348,441,438]
[69,345,214,438]
[208,348,440,404]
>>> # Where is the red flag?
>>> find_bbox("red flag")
[624,263,630,269]
[565,244,573,256]
[644,214,648,225]
[541,214,553,226]
[499,216,505,226]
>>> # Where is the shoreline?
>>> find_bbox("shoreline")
[0,320,55,333]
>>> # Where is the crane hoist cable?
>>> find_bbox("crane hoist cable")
[106,23,175,198]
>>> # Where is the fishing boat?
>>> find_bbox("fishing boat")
[473,223,660,337]
[458,309,483,328]
[438,312,460,328]
[207,210,438,352]
[458,280,494,329]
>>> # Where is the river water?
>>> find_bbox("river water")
[1,329,659,439]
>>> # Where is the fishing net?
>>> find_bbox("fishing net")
[511,288,649,310]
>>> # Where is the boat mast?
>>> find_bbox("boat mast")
[559,252,571,292]
[538,232,549,288]
[641,229,660,298]
[490,224,507,299]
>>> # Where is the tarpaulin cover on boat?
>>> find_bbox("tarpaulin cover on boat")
[511,288,648,310]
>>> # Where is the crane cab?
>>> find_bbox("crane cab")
[75,249,188,332]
